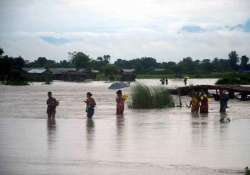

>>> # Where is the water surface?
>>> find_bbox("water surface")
[0,79,249,175]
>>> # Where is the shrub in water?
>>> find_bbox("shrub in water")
[129,83,174,109]
[216,72,250,85]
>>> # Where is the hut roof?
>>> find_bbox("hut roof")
[49,68,76,74]
[91,69,99,73]
[78,68,88,73]
[27,68,47,74]
[121,69,135,73]
[22,67,31,72]
[154,68,165,72]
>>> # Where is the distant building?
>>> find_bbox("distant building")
[49,68,76,80]
[120,69,136,81]
[49,68,97,81]
[23,68,52,81]
[154,68,165,72]
[22,67,97,82]
[27,68,49,74]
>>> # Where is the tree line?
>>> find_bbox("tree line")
[0,47,250,82]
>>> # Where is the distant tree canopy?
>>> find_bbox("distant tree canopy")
[228,51,239,70]
[1,48,250,79]
[91,54,111,70]
[26,57,58,68]
[115,57,159,73]
[0,48,4,56]
[103,64,119,80]
[240,55,249,69]
[0,49,26,83]
[69,52,91,69]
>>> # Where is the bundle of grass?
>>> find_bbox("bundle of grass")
[129,83,174,109]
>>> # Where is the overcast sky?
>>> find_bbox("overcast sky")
[0,0,250,62]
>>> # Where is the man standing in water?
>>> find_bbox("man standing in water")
[184,77,188,86]
[47,91,59,119]
[84,92,96,118]
[219,90,229,113]
[165,76,168,85]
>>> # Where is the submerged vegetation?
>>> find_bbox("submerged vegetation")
[216,72,250,85]
[129,83,174,109]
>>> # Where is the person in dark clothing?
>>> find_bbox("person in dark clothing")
[200,92,208,113]
[84,92,96,118]
[47,92,59,119]
[184,77,188,86]
[160,78,165,85]
[219,90,229,113]
[165,77,168,85]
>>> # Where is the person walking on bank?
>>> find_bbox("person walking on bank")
[84,92,96,118]
[47,91,59,119]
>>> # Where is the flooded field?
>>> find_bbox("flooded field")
[0,79,250,175]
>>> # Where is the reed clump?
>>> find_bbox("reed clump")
[129,83,174,109]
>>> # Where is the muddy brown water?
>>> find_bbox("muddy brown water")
[0,79,249,175]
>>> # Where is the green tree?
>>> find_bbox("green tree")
[97,56,103,62]
[228,51,239,70]
[240,55,249,68]
[200,59,211,73]
[69,52,91,69]
[103,55,111,64]
[0,48,4,56]
[37,57,48,67]
[14,56,25,70]
[178,57,198,74]
[103,64,119,80]
[59,60,72,67]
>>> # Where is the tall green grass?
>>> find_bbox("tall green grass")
[129,83,174,109]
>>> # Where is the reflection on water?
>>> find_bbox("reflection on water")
[0,80,250,175]
[47,118,56,150]
[116,115,125,151]
[86,118,95,151]
[191,116,208,148]
[219,113,231,123]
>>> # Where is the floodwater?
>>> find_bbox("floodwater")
[0,79,249,175]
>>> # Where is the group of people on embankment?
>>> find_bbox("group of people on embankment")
[47,90,126,119]
[189,89,229,114]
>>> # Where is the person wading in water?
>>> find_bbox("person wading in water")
[47,91,59,119]
[84,92,96,118]
[116,90,125,115]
